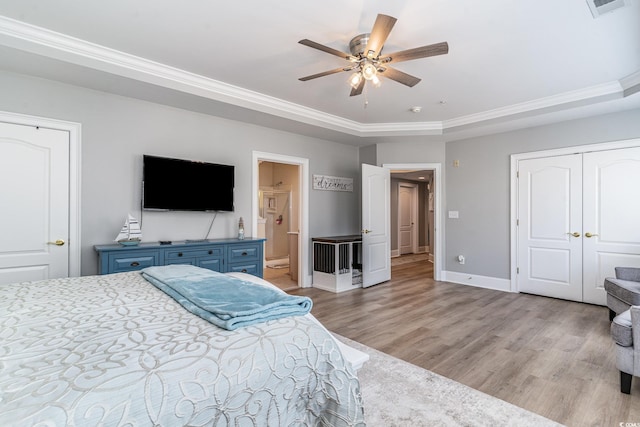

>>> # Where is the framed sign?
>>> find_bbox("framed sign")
[313,175,353,192]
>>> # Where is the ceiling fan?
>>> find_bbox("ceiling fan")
[298,14,449,96]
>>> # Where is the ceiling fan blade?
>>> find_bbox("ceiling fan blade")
[382,42,449,64]
[298,39,354,60]
[350,79,365,96]
[364,14,397,58]
[379,66,421,87]
[299,67,349,81]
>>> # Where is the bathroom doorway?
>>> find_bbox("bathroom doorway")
[257,160,300,291]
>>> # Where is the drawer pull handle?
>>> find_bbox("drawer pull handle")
[208,250,213,255]
[178,252,183,257]
[130,261,140,267]
[241,269,247,273]
[241,252,248,256]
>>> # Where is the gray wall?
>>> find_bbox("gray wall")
[445,108,640,279]
[0,71,361,275]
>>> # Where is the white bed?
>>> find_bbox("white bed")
[0,271,367,426]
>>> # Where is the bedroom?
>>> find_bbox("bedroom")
[1,0,640,425]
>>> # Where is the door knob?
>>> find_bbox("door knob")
[585,232,599,238]
[362,229,371,234]
[48,239,65,246]
[566,232,580,238]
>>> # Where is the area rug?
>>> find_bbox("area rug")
[335,335,563,427]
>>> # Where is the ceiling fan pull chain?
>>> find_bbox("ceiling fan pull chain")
[364,84,369,109]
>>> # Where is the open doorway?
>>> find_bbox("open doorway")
[258,161,298,290]
[252,152,310,291]
[385,163,441,281]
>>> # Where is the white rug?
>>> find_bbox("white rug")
[336,335,563,427]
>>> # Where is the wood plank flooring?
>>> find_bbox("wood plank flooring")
[289,258,640,426]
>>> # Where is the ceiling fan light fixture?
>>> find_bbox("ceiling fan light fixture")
[349,72,363,89]
[371,74,381,87]
[362,62,378,81]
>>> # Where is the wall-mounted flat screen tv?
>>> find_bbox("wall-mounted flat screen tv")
[142,155,234,212]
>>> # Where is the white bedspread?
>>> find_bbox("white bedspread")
[0,272,365,426]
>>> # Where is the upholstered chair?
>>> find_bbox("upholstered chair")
[611,306,640,394]
[604,267,640,321]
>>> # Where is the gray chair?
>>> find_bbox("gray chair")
[604,267,640,321]
[611,306,640,394]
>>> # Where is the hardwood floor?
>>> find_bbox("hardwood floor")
[289,259,640,426]
[262,265,297,291]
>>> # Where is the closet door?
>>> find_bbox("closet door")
[582,147,640,305]
[517,154,583,301]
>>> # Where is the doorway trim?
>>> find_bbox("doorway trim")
[510,137,640,294]
[0,110,82,277]
[252,151,310,287]
[383,162,442,281]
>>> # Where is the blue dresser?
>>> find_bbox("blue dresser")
[95,238,265,278]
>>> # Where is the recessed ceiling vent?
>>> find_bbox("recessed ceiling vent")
[587,0,625,18]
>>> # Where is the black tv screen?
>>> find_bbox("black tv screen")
[142,155,234,212]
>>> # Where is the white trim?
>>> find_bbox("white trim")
[620,70,640,96]
[252,151,310,287]
[509,137,640,293]
[0,110,82,277]
[383,163,442,281]
[1,16,638,140]
[442,271,512,293]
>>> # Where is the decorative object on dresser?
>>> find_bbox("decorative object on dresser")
[114,213,142,246]
[95,238,265,277]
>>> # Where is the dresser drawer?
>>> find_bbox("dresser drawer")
[227,263,259,275]
[110,251,159,273]
[228,245,260,264]
[165,247,223,260]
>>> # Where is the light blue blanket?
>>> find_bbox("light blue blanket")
[141,265,312,330]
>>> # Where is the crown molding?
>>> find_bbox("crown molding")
[0,15,637,140]
[443,81,624,132]
[620,70,640,96]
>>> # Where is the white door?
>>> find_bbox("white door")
[582,147,640,305]
[398,183,417,255]
[0,122,69,285]
[361,164,390,287]
[517,154,583,301]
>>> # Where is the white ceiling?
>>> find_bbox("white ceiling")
[0,0,638,146]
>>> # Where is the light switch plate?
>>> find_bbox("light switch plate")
[448,210,459,219]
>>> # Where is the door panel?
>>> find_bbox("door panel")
[362,164,390,287]
[518,154,583,301]
[0,123,69,285]
[398,184,414,255]
[582,147,640,304]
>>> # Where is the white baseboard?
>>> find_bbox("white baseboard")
[391,249,400,258]
[418,246,427,254]
[442,271,513,292]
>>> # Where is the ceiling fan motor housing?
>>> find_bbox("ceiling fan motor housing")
[349,33,373,56]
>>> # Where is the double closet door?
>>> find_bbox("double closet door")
[517,146,640,305]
